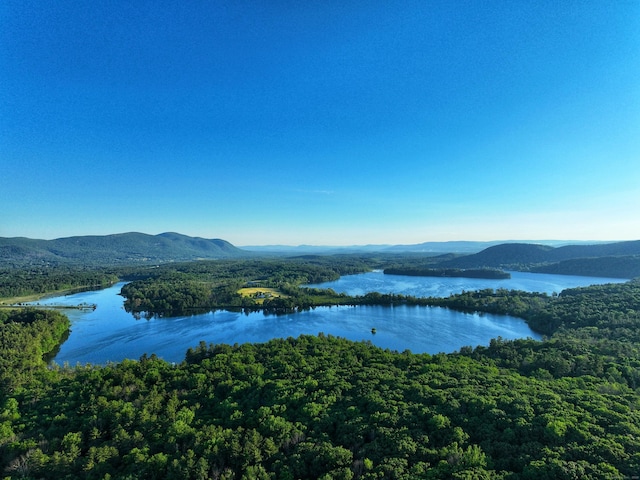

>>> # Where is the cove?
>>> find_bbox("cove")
[38,271,624,366]
[303,270,627,298]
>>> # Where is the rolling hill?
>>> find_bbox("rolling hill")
[0,232,247,267]
[3,233,639,278]
[440,240,640,278]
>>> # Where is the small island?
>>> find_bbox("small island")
[383,267,511,279]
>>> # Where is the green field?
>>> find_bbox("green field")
[237,286,287,304]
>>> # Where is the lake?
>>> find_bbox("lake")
[303,269,625,297]
[37,271,625,365]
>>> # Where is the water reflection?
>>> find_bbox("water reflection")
[41,270,625,365]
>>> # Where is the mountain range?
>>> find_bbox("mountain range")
[442,241,640,267]
[241,239,600,255]
[0,232,245,267]
[439,241,640,278]
[1,233,639,278]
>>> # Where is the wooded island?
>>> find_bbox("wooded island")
[384,267,511,279]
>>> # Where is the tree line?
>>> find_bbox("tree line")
[0,266,118,301]
[383,267,511,279]
[2,263,640,477]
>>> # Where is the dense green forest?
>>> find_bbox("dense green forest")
[383,268,510,279]
[119,257,374,316]
[0,309,70,391]
[0,266,119,301]
[2,254,640,478]
[440,241,640,275]
[531,256,640,279]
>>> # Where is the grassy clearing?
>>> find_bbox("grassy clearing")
[237,287,287,304]
[238,287,285,297]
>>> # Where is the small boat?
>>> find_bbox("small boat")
[371,328,376,334]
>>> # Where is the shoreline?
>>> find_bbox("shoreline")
[0,282,118,306]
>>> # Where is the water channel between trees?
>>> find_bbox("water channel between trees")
[35,270,626,366]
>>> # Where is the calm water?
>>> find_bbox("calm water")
[304,270,626,297]
[36,271,625,365]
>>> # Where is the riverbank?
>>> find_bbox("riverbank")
[0,282,118,306]
[0,292,61,306]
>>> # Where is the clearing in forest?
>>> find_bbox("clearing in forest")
[237,287,287,304]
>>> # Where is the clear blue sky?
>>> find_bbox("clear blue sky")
[2,1,639,246]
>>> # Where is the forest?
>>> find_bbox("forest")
[1,258,640,478]
[0,266,119,302]
[383,268,510,279]
[117,257,373,316]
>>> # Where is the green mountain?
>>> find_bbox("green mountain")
[531,256,640,278]
[440,241,640,278]
[548,240,640,260]
[444,243,555,267]
[0,232,246,267]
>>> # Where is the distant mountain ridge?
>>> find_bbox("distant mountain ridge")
[0,232,245,266]
[242,239,600,255]
[3,233,639,278]
[439,241,640,278]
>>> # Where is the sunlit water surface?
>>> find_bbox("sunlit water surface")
[35,271,625,365]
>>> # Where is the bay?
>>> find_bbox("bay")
[304,270,626,297]
[36,271,625,366]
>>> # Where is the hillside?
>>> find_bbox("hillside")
[442,243,554,268]
[0,232,246,267]
[3,281,640,478]
[549,240,640,260]
[531,256,640,278]
[440,241,640,278]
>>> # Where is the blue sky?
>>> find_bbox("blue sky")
[1,1,639,246]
